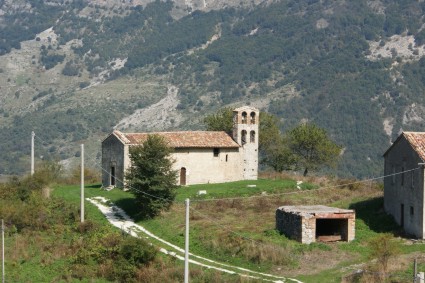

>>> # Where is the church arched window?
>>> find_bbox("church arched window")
[242,112,247,124]
[250,131,255,143]
[250,112,256,124]
[241,130,247,145]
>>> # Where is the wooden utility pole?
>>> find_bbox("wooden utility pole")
[80,144,85,223]
[2,219,4,283]
[184,198,190,283]
[31,131,35,175]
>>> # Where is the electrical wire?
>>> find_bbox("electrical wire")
[32,132,425,281]
[34,131,421,205]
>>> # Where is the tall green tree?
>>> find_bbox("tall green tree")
[286,123,341,176]
[260,112,296,172]
[203,108,296,171]
[203,107,233,133]
[125,134,177,218]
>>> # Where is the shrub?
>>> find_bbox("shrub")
[120,236,157,266]
[368,233,401,278]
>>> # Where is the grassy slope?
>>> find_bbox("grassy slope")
[3,186,112,282]
[52,176,425,282]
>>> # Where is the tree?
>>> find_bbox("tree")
[367,233,400,280]
[260,112,296,172]
[203,107,233,133]
[262,142,297,172]
[286,123,341,176]
[125,134,177,218]
[203,108,296,171]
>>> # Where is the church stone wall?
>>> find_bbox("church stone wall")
[233,107,259,180]
[173,148,242,185]
[102,135,125,188]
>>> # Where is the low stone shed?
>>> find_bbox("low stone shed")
[276,205,355,244]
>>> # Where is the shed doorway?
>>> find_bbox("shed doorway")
[180,167,187,186]
[316,219,348,242]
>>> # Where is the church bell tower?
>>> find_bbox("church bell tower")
[232,106,259,180]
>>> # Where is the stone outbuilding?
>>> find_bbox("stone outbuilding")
[276,205,356,244]
[383,131,425,239]
[101,106,259,188]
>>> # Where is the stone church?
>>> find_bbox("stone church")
[101,106,259,187]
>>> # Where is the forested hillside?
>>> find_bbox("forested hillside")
[1,0,425,178]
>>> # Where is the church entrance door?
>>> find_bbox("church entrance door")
[180,167,186,186]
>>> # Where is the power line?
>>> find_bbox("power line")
[82,149,422,253]
[30,133,425,282]
[82,153,282,252]
[74,136,420,205]
[188,167,419,203]
[34,131,420,206]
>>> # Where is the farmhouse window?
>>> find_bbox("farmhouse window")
[213,148,220,157]
[225,154,228,162]
[410,206,414,216]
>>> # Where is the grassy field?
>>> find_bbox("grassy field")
[51,175,425,282]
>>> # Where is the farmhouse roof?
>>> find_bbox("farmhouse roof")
[110,130,240,148]
[383,131,425,160]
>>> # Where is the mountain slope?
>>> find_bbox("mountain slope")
[1,0,425,178]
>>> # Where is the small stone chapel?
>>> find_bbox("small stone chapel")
[101,106,259,188]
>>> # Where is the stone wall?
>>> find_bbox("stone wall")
[276,209,303,242]
[172,147,242,185]
[276,206,356,244]
[301,217,316,244]
[384,136,425,239]
[347,218,356,241]
[101,134,125,188]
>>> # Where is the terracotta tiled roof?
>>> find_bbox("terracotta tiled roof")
[233,106,259,112]
[112,130,240,148]
[402,132,425,160]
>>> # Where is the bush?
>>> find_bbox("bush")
[120,236,157,266]
[368,233,401,278]
[67,166,100,185]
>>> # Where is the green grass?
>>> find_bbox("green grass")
[53,180,322,275]
[175,178,309,201]
[52,179,425,282]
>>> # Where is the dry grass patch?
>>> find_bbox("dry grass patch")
[164,179,387,276]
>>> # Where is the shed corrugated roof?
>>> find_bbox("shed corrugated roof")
[112,130,240,148]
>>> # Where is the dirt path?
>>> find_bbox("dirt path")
[87,196,303,283]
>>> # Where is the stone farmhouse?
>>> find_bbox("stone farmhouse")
[101,106,259,188]
[383,131,425,239]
